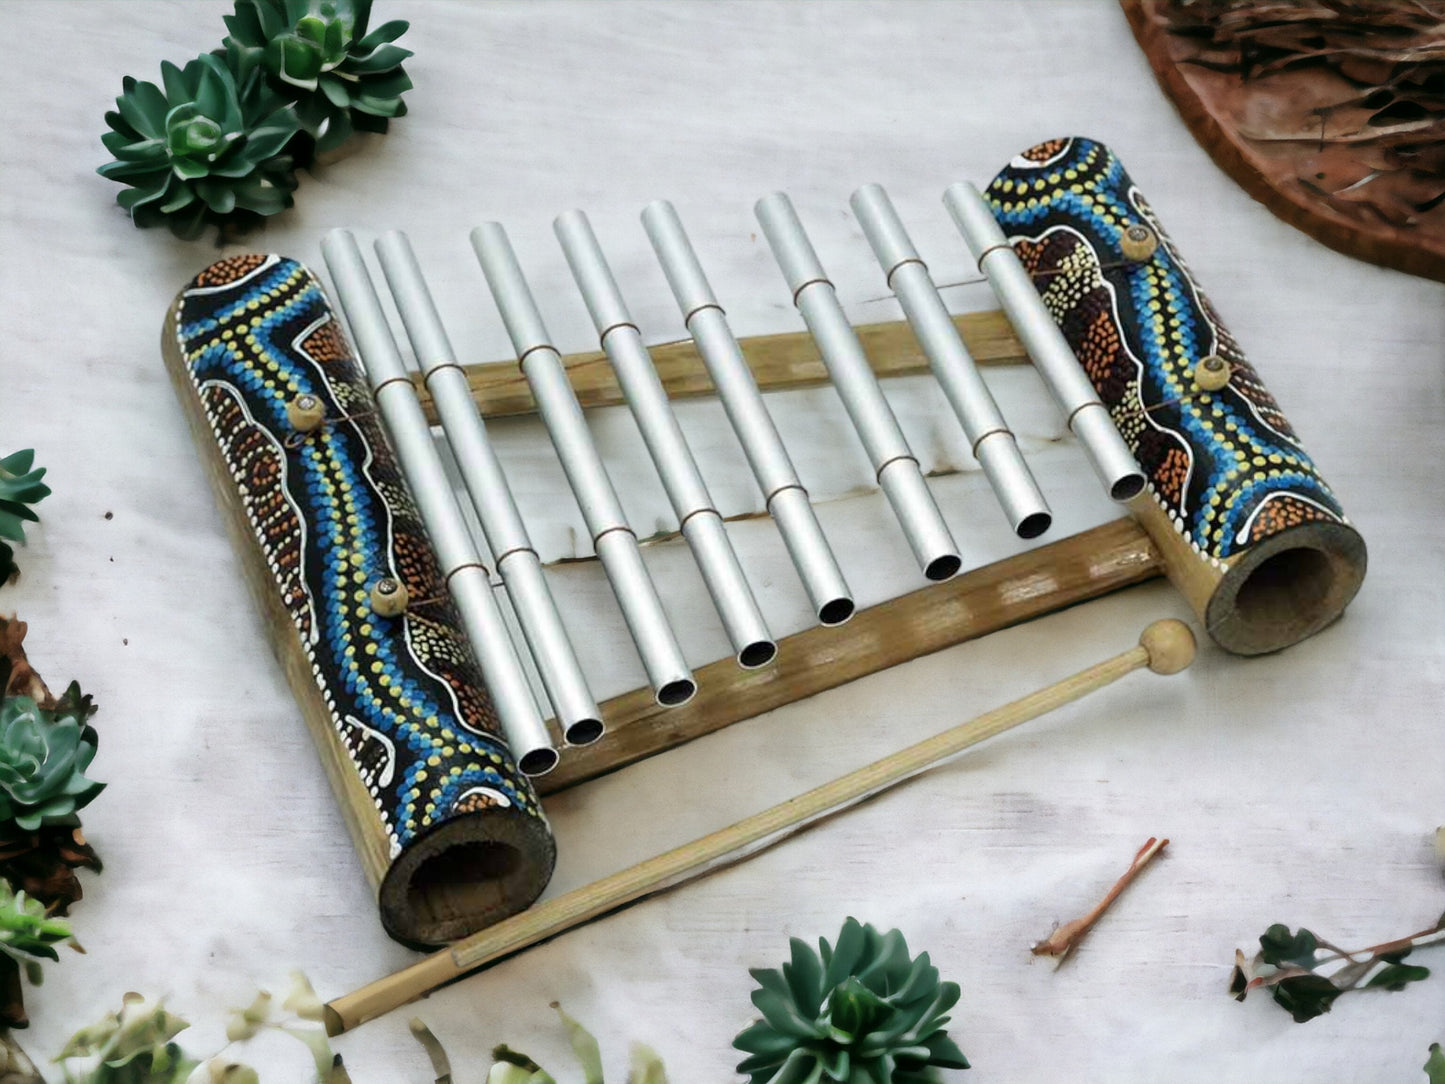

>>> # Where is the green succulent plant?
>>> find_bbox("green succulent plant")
[222,0,412,154]
[0,686,103,833]
[56,995,199,1084]
[0,449,50,584]
[0,879,72,972]
[734,918,969,1084]
[98,52,300,239]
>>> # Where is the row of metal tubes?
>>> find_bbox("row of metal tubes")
[321,230,565,778]
[319,178,1142,778]
[321,220,847,779]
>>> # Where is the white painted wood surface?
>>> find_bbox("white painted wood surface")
[3,2,1443,1080]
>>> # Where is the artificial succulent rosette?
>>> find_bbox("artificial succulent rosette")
[0,681,103,835]
[98,52,300,239]
[0,450,49,585]
[734,918,969,1084]
[222,0,412,155]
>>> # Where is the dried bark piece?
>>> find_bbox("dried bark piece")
[0,620,48,707]
[1126,0,1445,281]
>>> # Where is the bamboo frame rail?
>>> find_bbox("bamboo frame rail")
[411,309,1025,421]
[539,516,1163,793]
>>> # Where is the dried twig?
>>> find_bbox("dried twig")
[1032,837,1169,961]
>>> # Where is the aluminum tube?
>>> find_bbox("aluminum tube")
[494,551,603,744]
[641,200,854,625]
[943,182,1145,502]
[554,210,775,668]
[373,231,604,745]
[849,184,1052,539]
[320,230,558,775]
[594,532,696,706]
[469,223,696,705]
[755,192,962,582]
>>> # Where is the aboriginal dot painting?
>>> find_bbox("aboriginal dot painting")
[986,138,1349,564]
[174,255,549,856]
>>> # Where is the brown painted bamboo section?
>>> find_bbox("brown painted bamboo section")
[324,619,1197,1034]
[411,308,1025,422]
[537,517,1164,794]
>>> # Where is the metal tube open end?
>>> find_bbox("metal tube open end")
[657,677,698,707]
[738,639,779,670]
[563,716,606,747]
[817,597,857,626]
[518,746,561,777]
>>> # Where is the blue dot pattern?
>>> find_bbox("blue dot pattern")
[173,256,550,856]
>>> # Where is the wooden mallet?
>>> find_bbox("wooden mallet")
[323,618,1196,1034]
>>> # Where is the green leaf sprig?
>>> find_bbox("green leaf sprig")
[0,450,50,585]
[57,976,345,1084]
[410,1004,668,1084]
[1230,914,1445,1022]
[0,879,72,979]
[734,917,969,1084]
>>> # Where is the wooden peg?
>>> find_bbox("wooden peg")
[286,393,327,432]
[1193,354,1231,392]
[1120,223,1159,262]
[368,577,409,617]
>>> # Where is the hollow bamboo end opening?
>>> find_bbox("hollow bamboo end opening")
[1206,520,1367,655]
[379,810,556,949]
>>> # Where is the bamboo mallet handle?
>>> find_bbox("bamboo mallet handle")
[324,619,1196,1035]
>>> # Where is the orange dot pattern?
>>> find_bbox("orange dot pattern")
[1247,493,1335,545]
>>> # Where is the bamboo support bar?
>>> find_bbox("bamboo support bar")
[324,618,1196,1035]
[538,516,1164,794]
[411,309,1024,422]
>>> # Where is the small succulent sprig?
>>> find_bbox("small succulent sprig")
[222,972,348,1082]
[734,918,969,1084]
[0,452,49,586]
[222,0,412,155]
[1230,914,1445,1022]
[56,976,346,1084]
[0,879,73,983]
[98,53,300,240]
[56,994,199,1084]
[412,1004,668,1084]
[1428,1043,1445,1084]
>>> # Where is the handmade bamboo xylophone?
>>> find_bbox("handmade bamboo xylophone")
[161,137,1366,949]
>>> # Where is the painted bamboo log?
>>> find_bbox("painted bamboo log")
[161,255,555,949]
[978,137,1366,654]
